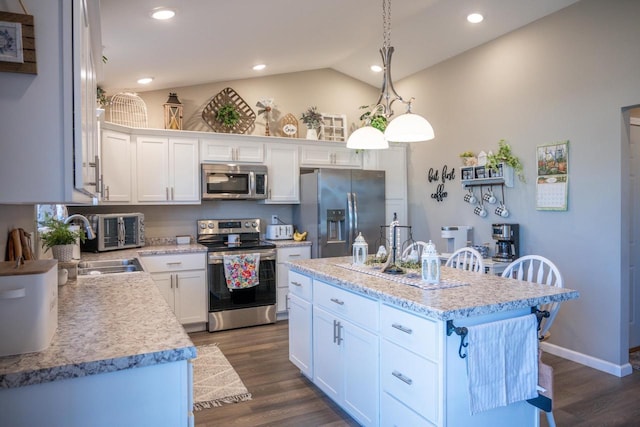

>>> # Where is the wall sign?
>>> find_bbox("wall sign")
[428,165,455,202]
[0,10,36,74]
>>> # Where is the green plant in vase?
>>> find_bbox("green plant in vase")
[300,106,323,130]
[486,139,525,182]
[359,104,388,132]
[39,214,86,261]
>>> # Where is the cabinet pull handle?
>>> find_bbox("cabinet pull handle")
[291,281,302,287]
[171,187,175,200]
[333,319,338,344]
[166,261,182,265]
[105,185,110,200]
[166,187,169,200]
[392,370,413,385]
[330,297,344,306]
[392,323,413,334]
[175,275,179,288]
[170,275,173,289]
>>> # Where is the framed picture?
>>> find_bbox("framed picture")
[0,11,36,74]
[0,20,23,63]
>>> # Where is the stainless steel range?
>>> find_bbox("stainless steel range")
[197,218,277,332]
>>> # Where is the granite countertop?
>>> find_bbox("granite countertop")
[79,243,208,261]
[288,256,579,321]
[267,239,312,248]
[0,270,196,390]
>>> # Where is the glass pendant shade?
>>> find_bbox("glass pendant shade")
[384,112,435,143]
[346,125,389,149]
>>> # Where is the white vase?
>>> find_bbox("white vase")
[306,128,318,140]
[51,244,74,262]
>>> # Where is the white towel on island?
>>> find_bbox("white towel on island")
[466,314,538,415]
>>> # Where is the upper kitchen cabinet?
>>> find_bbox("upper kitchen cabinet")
[200,138,264,163]
[299,143,362,168]
[0,0,102,204]
[261,143,300,204]
[363,144,408,226]
[136,136,199,204]
[101,130,133,203]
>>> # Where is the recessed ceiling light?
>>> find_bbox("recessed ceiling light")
[151,8,176,20]
[253,64,266,71]
[467,13,484,24]
[370,65,383,73]
[137,77,153,84]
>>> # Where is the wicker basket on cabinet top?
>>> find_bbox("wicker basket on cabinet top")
[109,92,149,128]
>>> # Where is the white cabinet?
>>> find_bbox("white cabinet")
[0,0,101,203]
[200,139,264,163]
[262,144,300,204]
[288,271,314,378]
[101,130,133,202]
[276,245,311,313]
[136,136,199,203]
[300,144,362,168]
[312,280,379,427]
[141,253,207,329]
[363,144,408,225]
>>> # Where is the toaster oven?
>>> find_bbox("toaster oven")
[80,213,145,252]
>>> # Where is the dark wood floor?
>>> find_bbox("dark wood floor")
[190,321,640,427]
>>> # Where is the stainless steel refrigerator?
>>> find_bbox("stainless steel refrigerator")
[294,169,386,259]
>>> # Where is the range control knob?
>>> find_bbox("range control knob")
[252,222,258,228]
[244,222,250,228]
[199,223,206,229]
[208,222,215,229]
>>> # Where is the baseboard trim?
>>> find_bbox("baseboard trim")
[541,342,633,377]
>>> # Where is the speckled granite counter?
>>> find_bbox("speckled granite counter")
[0,270,196,389]
[266,239,312,248]
[78,243,208,262]
[288,256,579,320]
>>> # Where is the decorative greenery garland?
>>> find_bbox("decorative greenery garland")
[216,103,240,128]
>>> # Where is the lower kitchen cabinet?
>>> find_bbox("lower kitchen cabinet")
[312,280,379,427]
[276,245,311,314]
[288,271,313,378]
[141,253,207,330]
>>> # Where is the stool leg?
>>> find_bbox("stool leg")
[545,410,556,427]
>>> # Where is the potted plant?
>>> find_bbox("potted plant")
[459,151,477,166]
[300,106,323,139]
[359,104,388,132]
[486,139,525,182]
[39,214,86,262]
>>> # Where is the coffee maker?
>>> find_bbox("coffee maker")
[491,223,519,262]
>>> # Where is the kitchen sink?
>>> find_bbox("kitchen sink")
[77,258,144,275]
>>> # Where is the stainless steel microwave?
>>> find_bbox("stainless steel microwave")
[201,164,268,200]
[80,213,145,252]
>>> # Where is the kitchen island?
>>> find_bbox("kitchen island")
[287,256,579,427]
[0,268,196,427]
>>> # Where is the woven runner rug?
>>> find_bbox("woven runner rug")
[630,350,640,371]
[193,343,252,411]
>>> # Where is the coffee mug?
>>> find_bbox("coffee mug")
[463,190,477,204]
[482,188,497,204]
[58,268,68,286]
[495,203,510,218]
[474,205,488,218]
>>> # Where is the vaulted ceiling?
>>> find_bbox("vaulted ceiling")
[99,0,580,93]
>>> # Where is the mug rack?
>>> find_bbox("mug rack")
[461,162,514,188]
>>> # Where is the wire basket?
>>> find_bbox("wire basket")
[109,92,149,128]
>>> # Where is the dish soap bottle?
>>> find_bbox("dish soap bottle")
[421,240,441,284]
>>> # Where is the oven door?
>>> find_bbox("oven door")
[208,251,276,312]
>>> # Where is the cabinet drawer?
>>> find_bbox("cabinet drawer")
[288,270,312,301]
[313,280,378,332]
[381,303,440,361]
[140,253,205,273]
[277,246,311,262]
[380,392,436,427]
[381,339,440,424]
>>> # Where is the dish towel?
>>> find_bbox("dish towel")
[466,313,538,415]
[223,253,260,291]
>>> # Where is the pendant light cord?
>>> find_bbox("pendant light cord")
[383,0,391,49]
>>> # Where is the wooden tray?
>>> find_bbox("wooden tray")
[202,87,255,134]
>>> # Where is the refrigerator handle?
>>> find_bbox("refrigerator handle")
[347,192,354,246]
[352,192,359,236]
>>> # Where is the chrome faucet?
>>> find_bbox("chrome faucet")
[64,214,96,240]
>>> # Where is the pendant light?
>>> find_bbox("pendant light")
[347,0,435,149]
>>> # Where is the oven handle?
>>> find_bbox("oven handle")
[208,252,276,263]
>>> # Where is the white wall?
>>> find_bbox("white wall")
[395,0,640,369]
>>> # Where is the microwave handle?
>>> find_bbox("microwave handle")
[249,172,255,197]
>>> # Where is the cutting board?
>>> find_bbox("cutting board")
[0,259,57,276]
